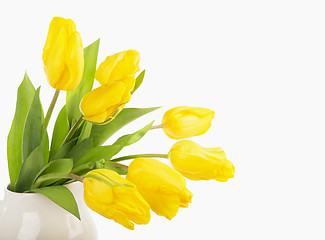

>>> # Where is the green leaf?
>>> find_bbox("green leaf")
[66,138,94,164]
[112,121,154,147]
[66,39,100,126]
[74,121,154,167]
[50,138,77,161]
[77,121,92,145]
[42,133,50,164]
[70,160,101,176]
[33,158,73,188]
[22,87,44,163]
[31,186,80,220]
[15,146,44,192]
[89,107,160,147]
[131,70,145,94]
[7,73,35,188]
[42,158,73,175]
[50,106,70,158]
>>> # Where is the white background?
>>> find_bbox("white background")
[1,0,325,239]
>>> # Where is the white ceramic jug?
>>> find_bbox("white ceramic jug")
[0,182,98,240]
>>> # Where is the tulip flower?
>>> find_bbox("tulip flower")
[161,106,214,139]
[83,169,151,230]
[168,140,235,182]
[42,17,84,91]
[80,79,134,123]
[126,158,193,220]
[95,50,140,86]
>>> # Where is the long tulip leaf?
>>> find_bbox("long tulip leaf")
[130,70,145,94]
[66,138,94,164]
[89,107,159,147]
[73,121,154,167]
[15,146,44,192]
[50,106,70,158]
[31,186,80,220]
[22,87,44,163]
[77,121,93,145]
[7,73,35,188]
[42,133,50,164]
[66,39,100,126]
[50,138,78,161]
[33,158,74,188]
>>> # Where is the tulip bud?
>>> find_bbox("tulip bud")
[42,17,84,90]
[80,79,134,123]
[162,106,214,139]
[168,140,235,181]
[95,50,140,86]
[83,169,151,230]
[126,158,193,220]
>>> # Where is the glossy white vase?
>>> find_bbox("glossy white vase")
[0,182,98,240]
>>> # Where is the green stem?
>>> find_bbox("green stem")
[42,90,60,135]
[111,154,169,162]
[71,161,129,176]
[32,173,83,189]
[61,116,84,147]
[150,124,163,130]
[71,163,93,175]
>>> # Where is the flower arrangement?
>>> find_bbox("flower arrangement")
[6,17,235,230]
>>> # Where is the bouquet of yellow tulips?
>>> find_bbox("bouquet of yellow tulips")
[7,17,235,230]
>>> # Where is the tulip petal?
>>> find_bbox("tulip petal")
[139,190,180,220]
[43,27,67,88]
[84,190,135,229]
[83,169,150,229]
[84,111,108,123]
[119,76,136,93]
[179,188,193,208]
[205,147,227,159]
[162,106,214,139]
[126,158,192,220]
[43,17,83,91]
[127,158,186,193]
[59,32,84,90]
[99,205,135,230]
[113,189,151,225]
[169,140,235,181]
[95,50,140,86]
[80,82,126,118]
[95,52,124,86]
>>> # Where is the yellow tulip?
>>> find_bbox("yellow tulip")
[80,79,134,123]
[162,106,215,139]
[95,50,140,86]
[42,17,84,90]
[83,169,151,230]
[168,140,235,182]
[126,158,193,220]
